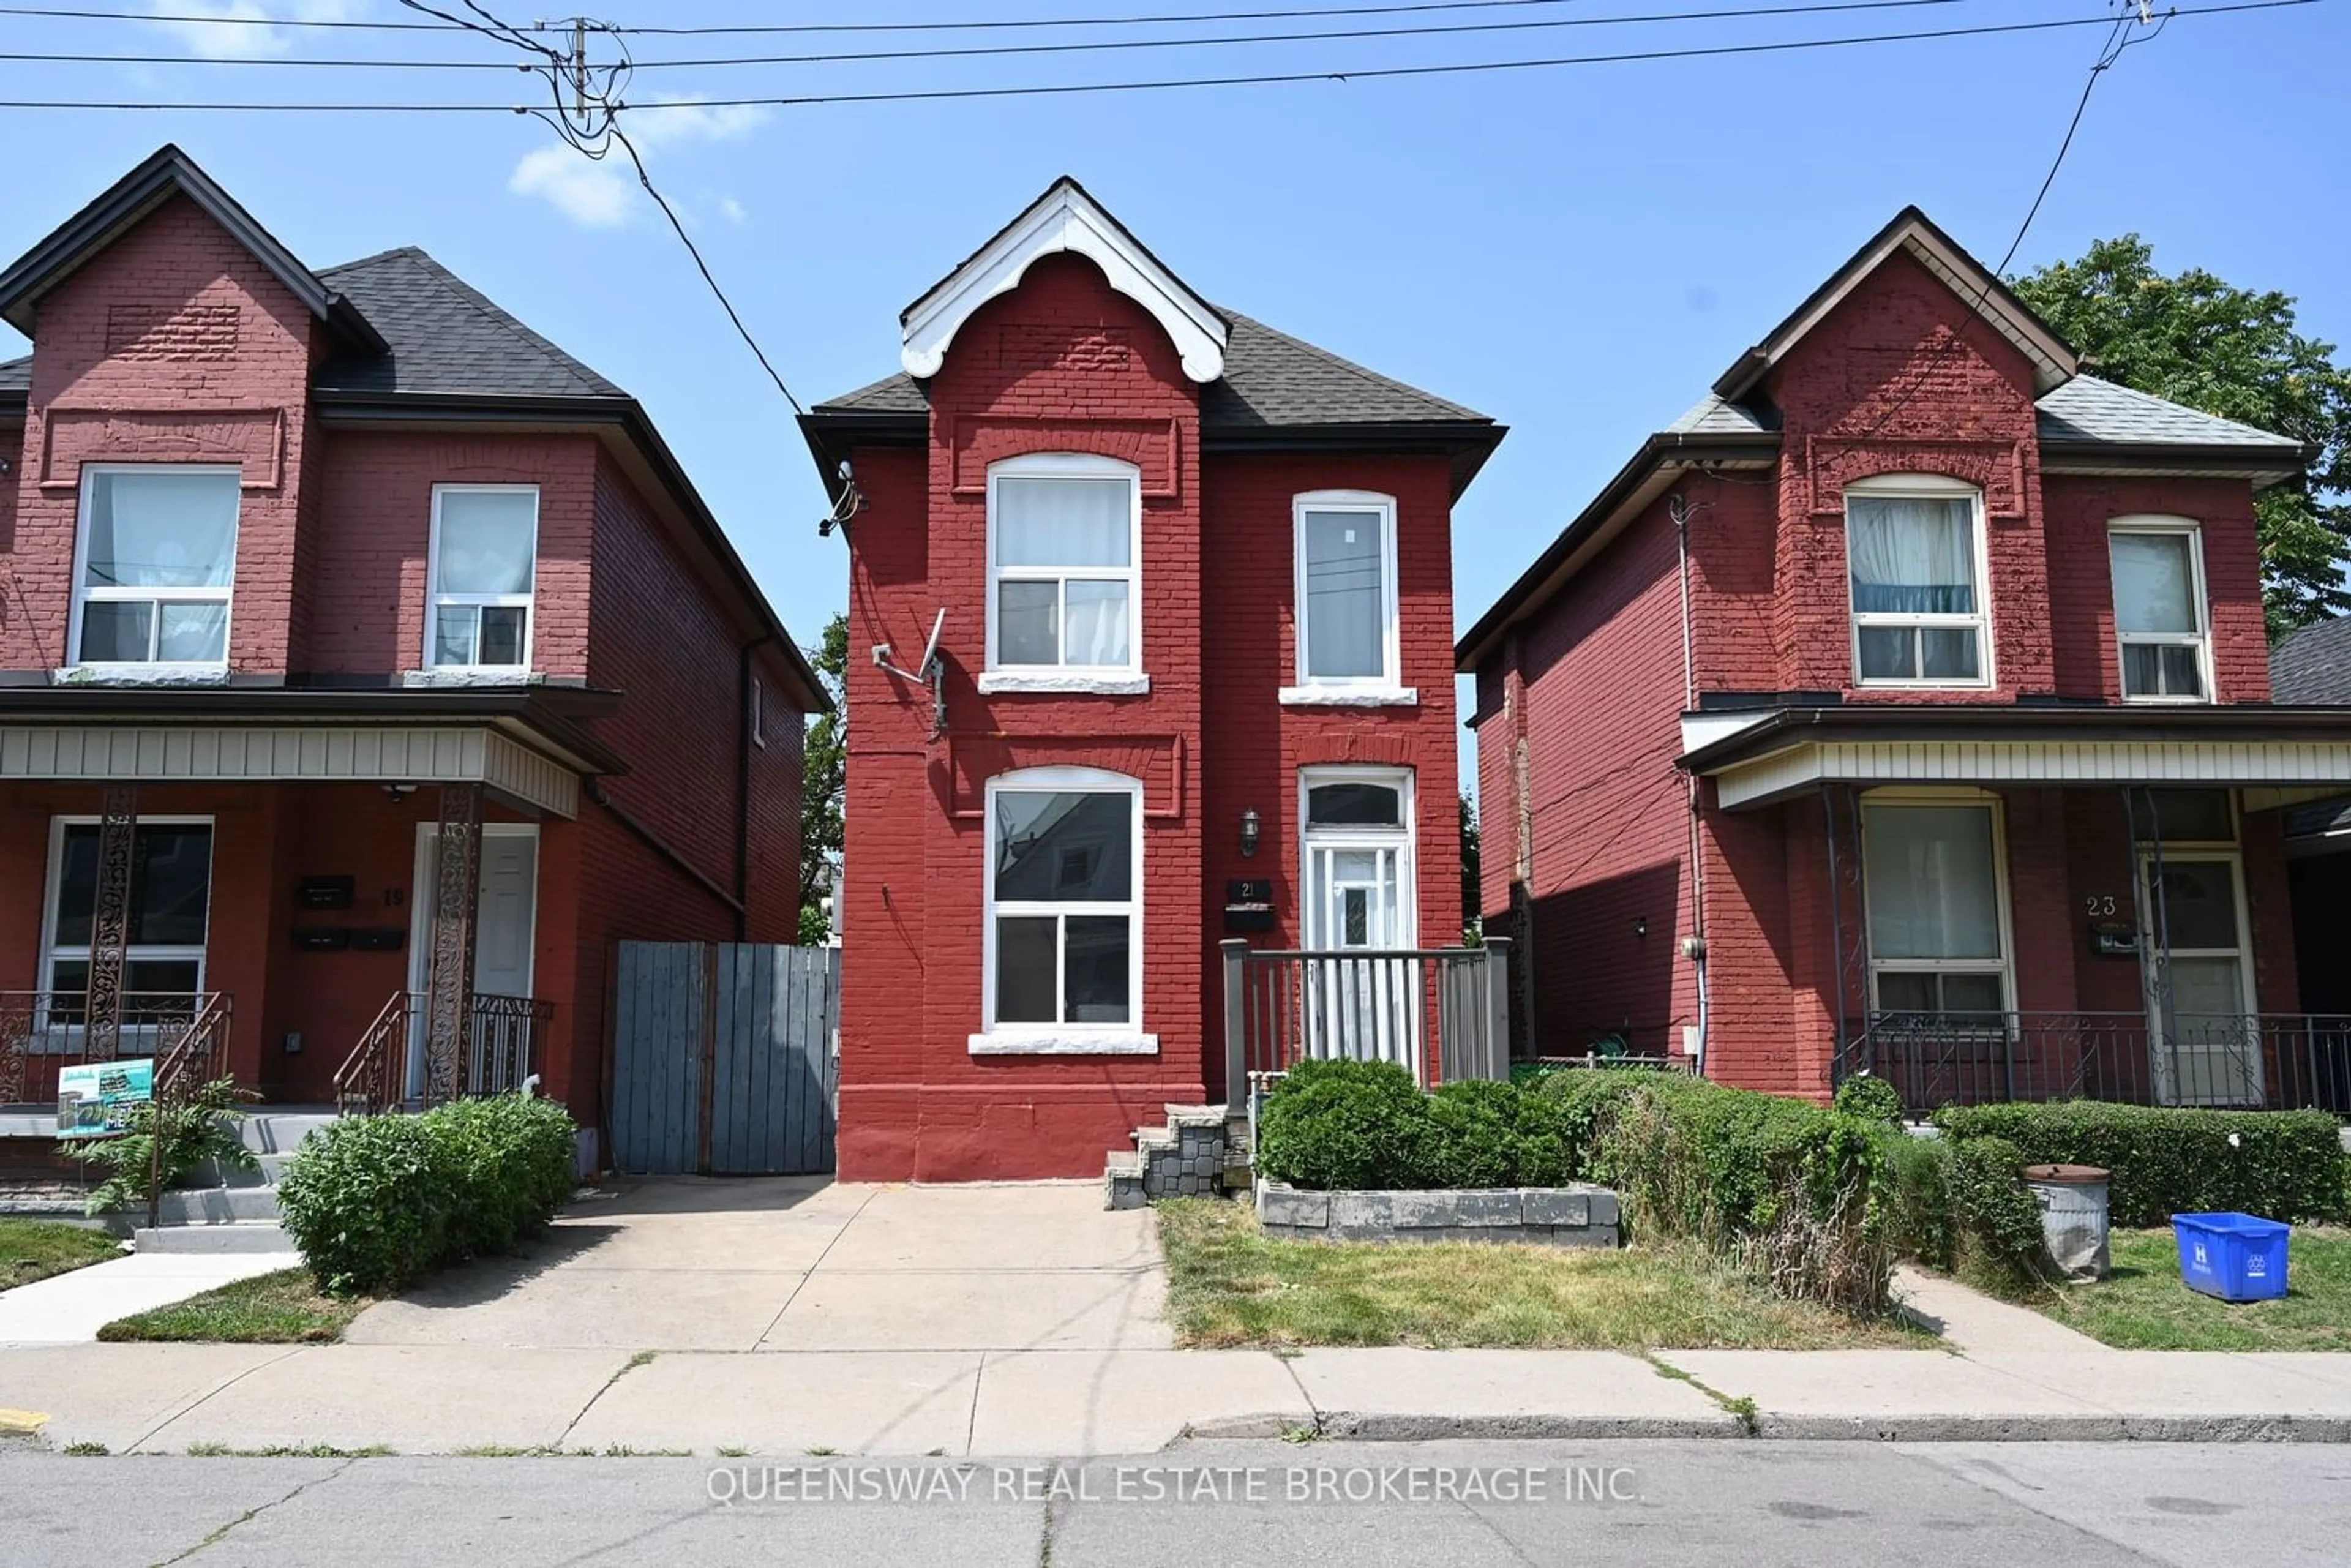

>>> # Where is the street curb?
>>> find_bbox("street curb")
[1188,1412,2351,1444]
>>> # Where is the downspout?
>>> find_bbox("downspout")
[735,634,774,942]
[1670,491,1712,1074]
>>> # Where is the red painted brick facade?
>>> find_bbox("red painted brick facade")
[833,252,1463,1180]
[1472,243,2300,1102]
[0,188,805,1142]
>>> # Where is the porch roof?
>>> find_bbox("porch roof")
[1677,702,2351,811]
[0,686,624,819]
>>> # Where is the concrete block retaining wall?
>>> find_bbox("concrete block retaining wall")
[1256,1179,1621,1247]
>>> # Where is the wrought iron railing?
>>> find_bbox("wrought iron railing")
[1,990,231,1108]
[1220,938,1512,1107]
[332,991,553,1116]
[1835,1011,2351,1115]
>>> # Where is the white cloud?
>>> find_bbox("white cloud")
[508,99,771,230]
[148,1,367,61]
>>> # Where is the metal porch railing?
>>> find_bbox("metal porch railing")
[1219,937,1511,1108]
[331,991,554,1116]
[1834,1010,2351,1114]
[1,990,233,1109]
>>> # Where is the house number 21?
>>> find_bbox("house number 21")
[2084,895,2118,917]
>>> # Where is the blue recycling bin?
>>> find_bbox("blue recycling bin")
[2172,1212,2290,1302]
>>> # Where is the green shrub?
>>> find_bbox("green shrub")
[1944,1134,2053,1292]
[1930,1101,2348,1226]
[277,1094,578,1296]
[68,1076,255,1219]
[1253,1059,1434,1191]
[1833,1073,1905,1126]
[1878,1131,1954,1270]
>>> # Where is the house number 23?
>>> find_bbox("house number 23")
[2084,895,2118,917]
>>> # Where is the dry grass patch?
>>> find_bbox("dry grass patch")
[1155,1198,1917,1350]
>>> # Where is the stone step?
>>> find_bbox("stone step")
[134,1220,296,1255]
[152,1185,282,1226]
[234,1111,337,1156]
[1104,1150,1142,1177]
[1132,1125,1177,1152]
[186,1151,298,1190]
[1162,1103,1231,1129]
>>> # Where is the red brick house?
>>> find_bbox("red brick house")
[0,146,824,1159]
[1460,207,2350,1113]
[800,179,1502,1180]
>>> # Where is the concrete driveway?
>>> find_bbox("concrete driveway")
[342,1179,1172,1354]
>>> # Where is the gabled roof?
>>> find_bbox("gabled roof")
[0,143,383,354]
[2272,618,2351,707]
[901,176,1229,383]
[1712,205,2076,401]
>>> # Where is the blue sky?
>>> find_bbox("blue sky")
[2,1,2343,796]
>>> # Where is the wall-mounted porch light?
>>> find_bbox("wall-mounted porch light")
[381,783,419,801]
[1239,808,1261,858]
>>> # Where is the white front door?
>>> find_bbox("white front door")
[1300,770,1417,1074]
[2140,852,2261,1106]
[405,825,539,1096]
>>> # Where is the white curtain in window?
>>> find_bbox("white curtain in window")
[437,491,538,595]
[1302,509,1385,677]
[84,471,238,588]
[996,478,1131,568]
[2112,533,2196,634]
[1864,805,2001,961]
[1848,496,1975,615]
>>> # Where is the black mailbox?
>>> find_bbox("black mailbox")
[1224,878,1275,934]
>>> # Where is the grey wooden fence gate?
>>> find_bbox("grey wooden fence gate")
[610,942,839,1176]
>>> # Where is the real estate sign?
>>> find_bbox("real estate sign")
[58,1058,154,1137]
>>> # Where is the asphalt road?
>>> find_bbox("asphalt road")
[5,1438,2348,1566]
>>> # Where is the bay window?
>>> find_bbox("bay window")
[1862,798,2011,1018]
[975,767,1152,1053]
[1846,476,1990,686]
[1288,491,1405,702]
[428,485,539,671]
[2109,519,2210,702]
[984,455,1141,684]
[71,465,240,668]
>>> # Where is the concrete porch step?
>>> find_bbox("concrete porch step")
[186,1150,298,1190]
[134,1220,295,1255]
[234,1111,336,1155]
[152,1186,282,1226]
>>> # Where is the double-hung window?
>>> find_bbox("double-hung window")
[1861,798,2012,1019]
[985,455,1140,682]
[428,486,539,672]
[70,465,241,668]
[37,817,214,1041]
[1846,476,1990,686]
[977,767,1151,1052]
[2109,519,2210,702]
[1286,491,1408,703]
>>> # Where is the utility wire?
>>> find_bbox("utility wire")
[0,0,1983,70]
[0,1,2310,111]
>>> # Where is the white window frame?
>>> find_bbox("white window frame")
[1859,788,2017,1018]
[1284,490,1414,707]
[980,453,1146,694]
[1297,765,1419,947]
[66,463,241,674]
[972,765,1155,1055]
[425,483,540,673]
[36,814,216,1042]
[2109,516,2213,705]
[1844,473,1995,691]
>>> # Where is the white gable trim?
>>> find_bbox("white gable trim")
[901,181,1228,383]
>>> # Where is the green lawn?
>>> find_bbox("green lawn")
[97,1268,369,1344]
[2034,1228,2351,1352]
[0,1218,120,1292]
[1154,1198,1917,1350]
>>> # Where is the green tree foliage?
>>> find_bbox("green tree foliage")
[2012,236,2351,632]
[1459,793,1482,941]
[799,612,847,943]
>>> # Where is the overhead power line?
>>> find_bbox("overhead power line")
[0,0,1982,72]
[0,1,2312,112]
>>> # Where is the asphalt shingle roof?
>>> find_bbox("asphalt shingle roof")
[2035,374,2298,449]
[313,247,626,400]
[812,308,1490,429]
[2272,618,2351,706]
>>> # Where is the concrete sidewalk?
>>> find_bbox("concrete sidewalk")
[8,1341,2351,1455]
[0,1253,289,1347]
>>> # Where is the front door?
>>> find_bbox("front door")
[405,826,539,1097]
[2140,853,2261,1106]
[1300,770,1417,1074]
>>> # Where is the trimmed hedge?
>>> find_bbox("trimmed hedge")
[1930,1101,2349,1228]
[276,1094,579,1296]
[1253,1060,1583,1191]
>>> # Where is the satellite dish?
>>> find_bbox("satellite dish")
[915,608,947,679]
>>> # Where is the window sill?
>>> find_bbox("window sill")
[402,669,543,688]
[967,1030,1160,1057]
[976,671,1152,696]
[53,664,230,687]
[1279,684,1419,708]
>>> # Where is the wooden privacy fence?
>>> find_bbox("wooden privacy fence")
[609,942,839,1176]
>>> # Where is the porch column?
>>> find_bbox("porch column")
[423,782,483,1103]
[84,784,137,1063]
